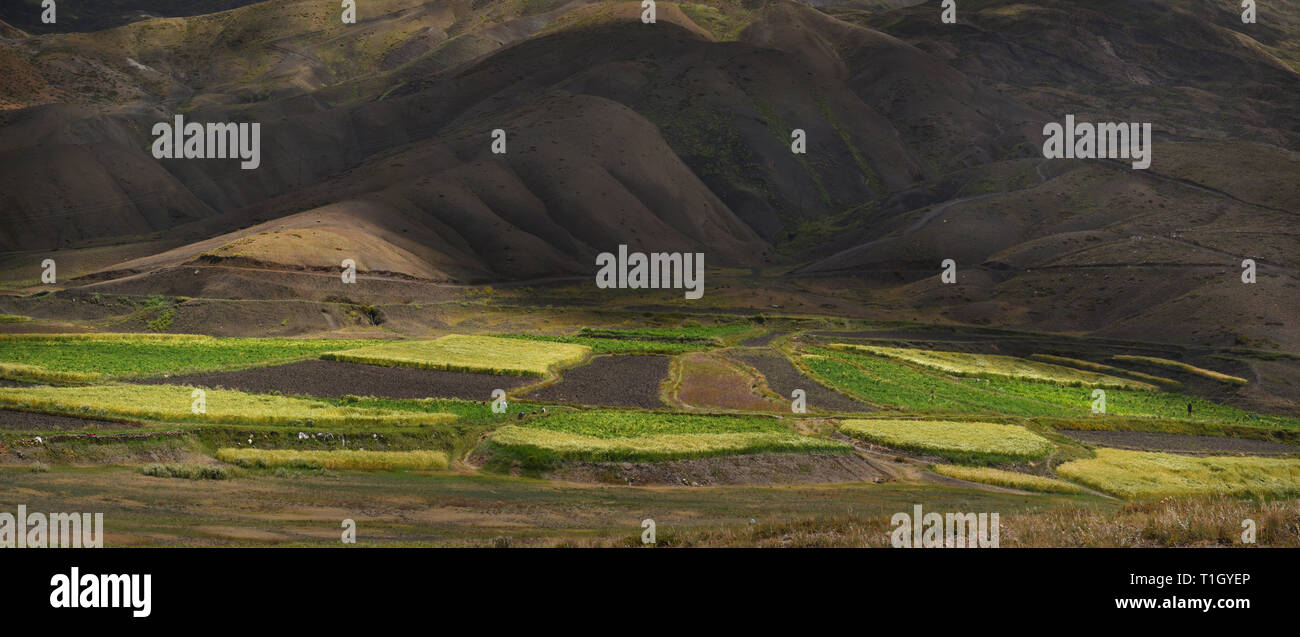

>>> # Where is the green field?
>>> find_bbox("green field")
[0,384,458,428]
[801,350,1068,416]
[0,333,373,381]
[216,448,449,471]
[575,324,760,343]
[487,410,847,462]
[802,347,1300,428]
[501,333,707,354]
[1057,448,1300,499]
[840,419,1057,464]
[323,334,590,376]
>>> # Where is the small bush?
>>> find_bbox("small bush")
[141,463,231,480]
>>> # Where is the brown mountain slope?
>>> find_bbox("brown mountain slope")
[2,3,1018,260]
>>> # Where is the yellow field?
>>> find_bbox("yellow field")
[931,464,1088,494]
[1111,355,1248,385]
[1057,448,1300,499]
[323,334,591,377]
[0,333,213,343]
[490,425,847,461]
[0,362,102,384]
[839,419,1056,461]
[216,448,449,470]
[832,344,1154,390]
[1029,354,1182,390]
[0,384,456,427]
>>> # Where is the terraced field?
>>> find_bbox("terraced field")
[930,465,1089,495]
[731,350,873,413]
[131,360,533,401]
[0,384,457,428]
[323,334,591,377]
[487,411,848,463]
[1112,355,1250,385]
[831,344,1154,390]
[1057,449,1300,499]
[574,325,760,344]
[1029,354,1182,390]
[802,347,1300,428]
[0,333,373,382]
[1,324,1296,546]
[502,333,708,354]
[840,419,1057,464]
[522,355,670,408]
[670,352,786,412]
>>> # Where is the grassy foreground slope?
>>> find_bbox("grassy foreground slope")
[1057,448,1300,499]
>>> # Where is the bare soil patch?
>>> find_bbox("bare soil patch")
[131,359,531,401]
[739,331,783,347]
[544,452,888,486]
[673,352,784,412]
[732,351,875,413]
[0,409,136,431]
[1059,430,1298,456]
[524,355,669,408]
